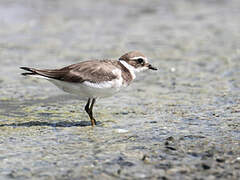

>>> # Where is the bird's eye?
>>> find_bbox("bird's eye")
[137,58,144,64]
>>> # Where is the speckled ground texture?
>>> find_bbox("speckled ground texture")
[0,0,240,179]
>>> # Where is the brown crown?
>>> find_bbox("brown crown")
[119,51,146,61]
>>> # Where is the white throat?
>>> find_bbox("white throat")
[119,60,136,79]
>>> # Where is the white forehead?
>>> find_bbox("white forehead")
[130,56,148,62]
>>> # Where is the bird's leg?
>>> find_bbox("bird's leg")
[89,98,96,126]
[84,98,96,126]
[85,98,91,114]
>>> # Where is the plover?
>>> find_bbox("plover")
[20,51,157,126]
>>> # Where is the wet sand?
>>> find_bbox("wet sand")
[0,0,240,179]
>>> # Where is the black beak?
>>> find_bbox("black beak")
[148,64,158,70]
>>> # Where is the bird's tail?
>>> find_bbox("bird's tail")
[20,66,68,80]
[20,67,39,76]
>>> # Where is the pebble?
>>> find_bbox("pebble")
[202,163,211,170]
[170,67,176,72]
[115,129,129,133]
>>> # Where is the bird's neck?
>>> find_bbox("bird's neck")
[119,60,136,80]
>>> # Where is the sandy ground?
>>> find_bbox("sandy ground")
[0,0,240,179]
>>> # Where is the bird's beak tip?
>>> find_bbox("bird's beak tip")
[148,64,158,70]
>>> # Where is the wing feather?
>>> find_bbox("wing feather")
[21,60,120,83]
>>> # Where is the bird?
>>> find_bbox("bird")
[20,51,157,126]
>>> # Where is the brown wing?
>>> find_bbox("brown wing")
[21,60,119,83]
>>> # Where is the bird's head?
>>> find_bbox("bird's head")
[119,51,157,72]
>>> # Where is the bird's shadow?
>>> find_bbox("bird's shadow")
[0,120,101,128]
[0,94,102,128]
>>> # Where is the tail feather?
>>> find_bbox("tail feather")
[20,67,38,76]
[20,66,66,80]
[20,67,35,72]
[21,72,36,76]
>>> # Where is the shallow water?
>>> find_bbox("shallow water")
[0,0,240,179]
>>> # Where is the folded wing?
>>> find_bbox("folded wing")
[20,60,119,83]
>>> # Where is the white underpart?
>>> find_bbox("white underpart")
[30,75,49,79]
[30,68,124,99]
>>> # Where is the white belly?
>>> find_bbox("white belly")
[48,79,124,99]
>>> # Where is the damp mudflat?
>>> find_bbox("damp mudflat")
[0,0,240,179]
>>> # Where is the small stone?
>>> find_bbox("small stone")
[115,129,128,133]
[149,121,157,123]
[117,169,121,175]
[216,158,225,163]
[155,163,172,170]
[202,163,211,170]
[165,141,169,146]
[119,161,134,167]
[170,67,176,72]
[116,156,134,167]
[134,173,147,178]
[142,154,148,161]
[167,167,188,174]
[165,146,176,151]
[157,176,168,180]
[166,136,174,141]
